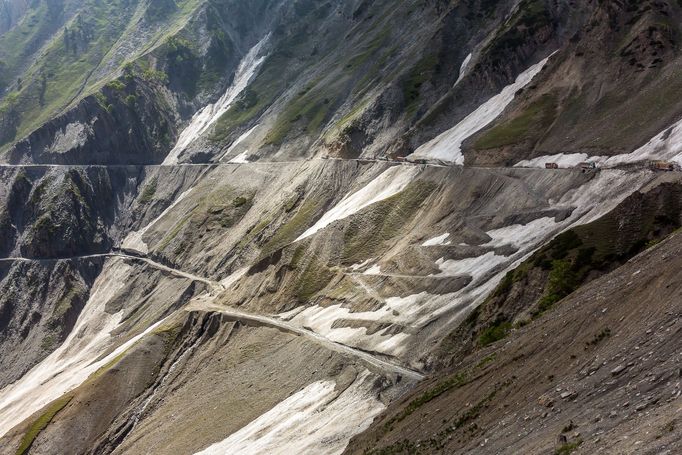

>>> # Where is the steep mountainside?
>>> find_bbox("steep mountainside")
[0,1,681,454]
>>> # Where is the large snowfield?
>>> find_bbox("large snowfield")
[408,54,553,164]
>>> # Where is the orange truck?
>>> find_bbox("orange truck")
[650,161,675,171]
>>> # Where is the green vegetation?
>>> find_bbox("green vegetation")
[476,353,497,369]
[53,286,84,320]
[263,81,333,145]
[478,319,512,346]
[237,215,274,250]
[262,198,324,255]
[483,184,682,325]
[139,178,158,204]
[485,0,551,63]
[209,27,319,144]
[295,256,335,303]
[153,320,182,353]
[0,0,203,151]
[210,8,395,146]
[372,382,507,455]
[156,186,253,253]
[386,373,467,426]
[533,259,578,316]
[233,196,248,207]
[474,94,557,149]
[555,440,582,455]
[40,334,57,351]
[16,395,72,455]
[327,98,371,141]
[156,215,191,252]
[402,54,438,115]
[342,181,436,264]
[106,80,126,91]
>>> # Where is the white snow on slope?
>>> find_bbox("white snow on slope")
[515,117,682,168]
[229,151,250,164]
[222,124,259,163]
[433,251,508,279]
[282,168,656,357]
[195,370,384,455]
[422,233,451,246]
[0,259,167,437]
[454,52,472,86]
[288,290,453,356]
[483,217,557,249]
[121,187,195,254]
[597,118,682,166]
[296,166,421,241]
[163,36,269,165]
[409,53,554,164]
[515,153,594,168]
[363,264,382,275]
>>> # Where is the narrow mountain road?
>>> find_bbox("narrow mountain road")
[0,253,224,292]
[0,158,664,173]
[188,298,424,381]
[0,252,421,380]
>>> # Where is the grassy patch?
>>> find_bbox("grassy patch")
[484,0,551,63]
[478,319,512,346]
[263,82,333,145]
[156,215,191,252]
[237,215,274,250]
[342,181,436,264]
[532,259,578,316]
[139,178,158,204]
[386,373,468,426]
[16,395,72,455]
[476,353,497,369]
[402,54,438,115]
[261,198,324,255]
[295,256,335,303]
[555,440,582,455]
[475,94,557,149]
[0,0,203,150]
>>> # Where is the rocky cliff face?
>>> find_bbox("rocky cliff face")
[0,1,681,454]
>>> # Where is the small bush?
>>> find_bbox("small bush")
[106,80,126,91]
[478,320,512,346]
[555,440,582,455]
[233,196,248,207]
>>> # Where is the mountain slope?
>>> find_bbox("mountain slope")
[1,1,682,454]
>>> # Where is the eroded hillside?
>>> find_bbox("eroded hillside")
[0,0,681,454]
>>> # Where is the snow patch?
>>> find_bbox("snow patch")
[229,151,250,164]
[287,291,448,356]
[222,124,259,162]
[516,117,682,168]
[349,258,373,271]
[163,36,269,165]
[296,166,420,241]
[515,153,594,168]
[433,252,508,279]
[483,217,557,249]
[220,267,248,288]
[195,370,384,455]
[363,264,382,275]
[121,187,195,254]
[454,52,472,86]
[422,233,451,246]
[409,53,554,164]
[0,259,166,437]
[597,118,682,166]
